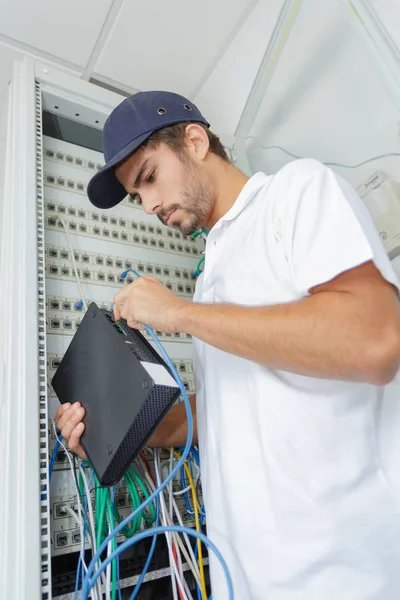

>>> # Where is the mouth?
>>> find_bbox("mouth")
[165,209,176,226]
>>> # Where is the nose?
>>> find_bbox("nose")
[142,194,161,216]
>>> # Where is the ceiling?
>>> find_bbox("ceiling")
[0,0,398,150]
[0,0,283,144]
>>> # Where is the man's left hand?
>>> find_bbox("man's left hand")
[113,276,187,333]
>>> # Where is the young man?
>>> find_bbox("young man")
[56,91,400,599]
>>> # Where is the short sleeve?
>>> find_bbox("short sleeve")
[277,159,399,295]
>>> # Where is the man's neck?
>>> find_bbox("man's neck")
[206,161,249,230]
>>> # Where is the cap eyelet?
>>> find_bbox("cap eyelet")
[183,104,192,111]
[157,107,166,115]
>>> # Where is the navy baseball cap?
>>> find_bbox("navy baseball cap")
[87,91,209,209]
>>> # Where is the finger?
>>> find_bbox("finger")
[69,423,87,460]
[56,402,81,431]
[55,402,71,423]
[60,406,85,441]
[127,319,143,329]
[113,287,130,319]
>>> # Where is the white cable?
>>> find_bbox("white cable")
[154,450,179,600]
[50,418,101,600]
[105,522,112,600]
[160,458,200,496]
[169,490,201,587]
[165,450,200,593]
[168,448,188,598]
[135,457,201,587]
[57,216,88,311]
[65,505,84,529]
[154,450,190,600]
[77,462,106,600]
[244,138,400,169]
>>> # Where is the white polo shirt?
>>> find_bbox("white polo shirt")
[192,159,400,600]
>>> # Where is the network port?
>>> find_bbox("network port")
[72,532,81,545]
[56,532,68,547]
[55,503,68,518]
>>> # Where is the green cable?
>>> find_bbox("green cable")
[106,494,117,600]
[112,474,141,537]
[95,485,108,549]
[128,467,156,523]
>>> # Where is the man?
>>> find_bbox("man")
[56,91,400,599]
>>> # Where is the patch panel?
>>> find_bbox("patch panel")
[43,146,141,210]
[44,200,201,257]
[44,246,196,296]
[44,196,199,244]
[44,139,202,571]
[50,485,201,556]
[43,147,104,172]
[45,296,193,343]
[44,170,143,210]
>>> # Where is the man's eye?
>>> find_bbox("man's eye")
[147,169,156,183]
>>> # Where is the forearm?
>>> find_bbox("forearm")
[177,293,399,384]
[147,395,197,447]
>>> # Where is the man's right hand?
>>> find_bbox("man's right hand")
[55,402,87,460]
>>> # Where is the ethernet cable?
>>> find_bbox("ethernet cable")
[83,526,234,600]
[81,270,232,599]
[193,257,205,278]
[173,450,207,600]
[50,418,102,600]
[41,431,62,500]
[245,138,400,170]
[133,455,202,596]
[81,275,194,594]
[160,456,200,497]
[77,460,104,600]
[154,449,192,600]
[57,217,88,311]
[75,467,94,600]
[156,448,202,594]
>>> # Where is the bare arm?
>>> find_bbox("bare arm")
[147,394,197,447]
[176,262,400,385]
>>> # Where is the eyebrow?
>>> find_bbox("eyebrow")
[132,159,149,189]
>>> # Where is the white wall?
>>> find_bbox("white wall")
[242,1,400,189]
[193,0,283,145]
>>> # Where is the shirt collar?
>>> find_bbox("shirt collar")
[211,172,269,230]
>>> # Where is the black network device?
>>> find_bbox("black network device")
[52,302,180,486]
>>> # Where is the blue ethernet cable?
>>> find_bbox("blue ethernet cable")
[82,526,234,600]
[128,495,160,600]
[74,466,94,600]
[80,268,230,599]
[49,439,61,480]
[81,269,195,596]
[41,431,62,500]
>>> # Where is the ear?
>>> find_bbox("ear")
[184,124,210,160]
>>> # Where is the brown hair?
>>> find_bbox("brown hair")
[141,122,230,162]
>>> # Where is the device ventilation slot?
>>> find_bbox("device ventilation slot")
[104,385,177,485]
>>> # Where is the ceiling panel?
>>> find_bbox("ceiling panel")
[0,0,113,67]
[369,0,400,49]
[93,0,254,96]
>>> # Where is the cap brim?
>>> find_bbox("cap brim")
[87,131,152,209]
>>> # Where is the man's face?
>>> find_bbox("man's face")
[115,143,215,236]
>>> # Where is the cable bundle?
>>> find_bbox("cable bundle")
[48,255,232,599]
